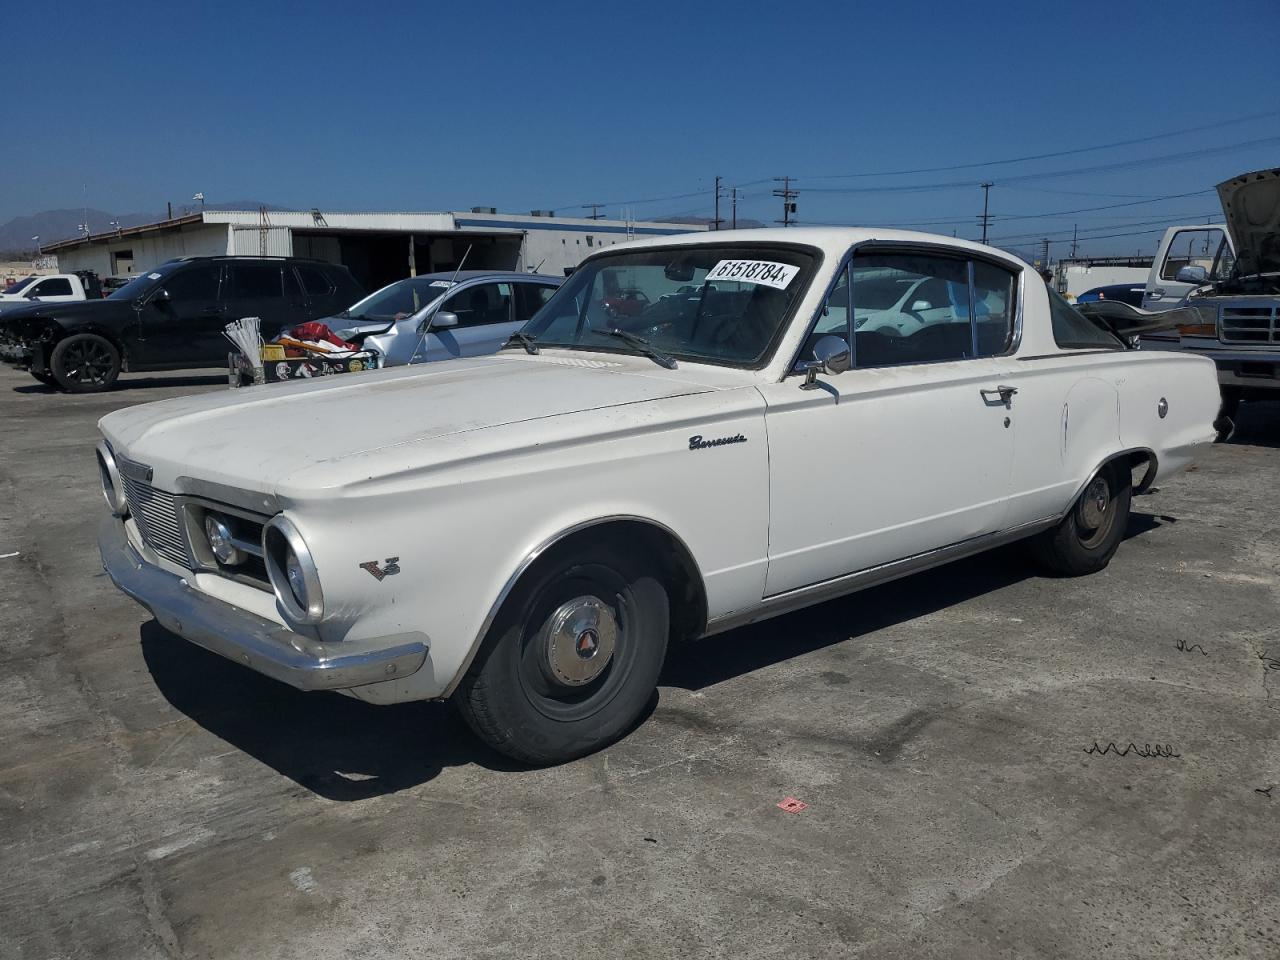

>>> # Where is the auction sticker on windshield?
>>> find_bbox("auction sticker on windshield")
[704,260,799,290]
[429,280,454,288]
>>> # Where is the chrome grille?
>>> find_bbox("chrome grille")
[120,474,190,567]
[1219,304,1279,344]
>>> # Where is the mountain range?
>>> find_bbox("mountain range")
[0,202,281,256]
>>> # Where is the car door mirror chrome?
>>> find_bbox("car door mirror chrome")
[432,310,459,329]
[1175,265,1208,285]
[799,335,850,389]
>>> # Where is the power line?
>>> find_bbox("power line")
[792,108,1280,180]
[796,136,1280,195]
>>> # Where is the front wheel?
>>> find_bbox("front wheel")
[456,541,670,765]
[1030,461,1131,576]
[49,333,121,393]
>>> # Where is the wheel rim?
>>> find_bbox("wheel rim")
[62,341,113,385]
[544,596,617,686]
[516,567,636,722]
[1074,472,1115,548]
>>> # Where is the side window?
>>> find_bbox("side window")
[297,265,334,296]
[1160,229,1227,281]
[30,277,74,297]
[1048,289,1122,350]
[514,283,557,323]
[446,282,513,326]
[231,263,284,300]
[164,265,221,301]
[850,253,1015,369]
[284,268,302,298]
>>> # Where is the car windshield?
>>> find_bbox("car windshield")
[107,269,169,300]
[345,277,453,321]
[3,276,36,295]
[522,245,818,367]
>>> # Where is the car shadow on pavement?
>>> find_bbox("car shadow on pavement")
[140,622,523,800]
[662,514,1167,693]
[1224,400,1280,449]
[12,373,228,394]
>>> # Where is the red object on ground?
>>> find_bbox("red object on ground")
[282,322,357,351]
[776,797,808,813]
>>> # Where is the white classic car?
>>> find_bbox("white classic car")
[96,228,1222,764]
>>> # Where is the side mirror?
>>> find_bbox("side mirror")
[910,300,932,312]
[432,310,459,329]
[151,288,170,303]
[1175,265,1208,285]
[800,335,850,389]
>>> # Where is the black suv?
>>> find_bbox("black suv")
[0,256,363,392]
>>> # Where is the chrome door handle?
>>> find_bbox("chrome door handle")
[980,385,1018,407]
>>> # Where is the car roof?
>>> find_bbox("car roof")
[601,226,1030,270]
[415,270,562,283]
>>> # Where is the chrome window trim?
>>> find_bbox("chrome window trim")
[263,514,325,624]
[784,239,1025,378]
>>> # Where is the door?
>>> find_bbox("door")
[760,250,1019,596]
[295,263,338,321]
[226,261,298,344]
[25,276,77,303]
[415,281,517,362]
[1143,226,1233,311]
[135,262,226,366]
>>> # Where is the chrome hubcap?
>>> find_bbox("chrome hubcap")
[545,596,617,686]
[1079,476,1110,530]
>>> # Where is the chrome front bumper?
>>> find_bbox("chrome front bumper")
[99,516,428,691]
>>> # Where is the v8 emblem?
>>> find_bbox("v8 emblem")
[359,557,401,581]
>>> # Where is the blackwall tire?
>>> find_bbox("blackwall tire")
[1030,461,1132,577]
[30,371,58,388]
[50,333,120,393]
[456,541,669,765]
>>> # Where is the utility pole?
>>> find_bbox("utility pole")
[731,187,737,229]
[583,204,604,220]
[1070,224,1078,259]
[712,176,724,230]
[773,177,798,227]
[978,182,993,244]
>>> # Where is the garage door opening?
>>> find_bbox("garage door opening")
[292,231,522,292]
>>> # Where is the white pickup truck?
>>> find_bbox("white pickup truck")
[95,227,1220,765]
[0,272,102,313]
[1139,167,1280,418]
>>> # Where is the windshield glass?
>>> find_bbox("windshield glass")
[107,268,169,300]
[346,277,453,321]
[522,245,818,367]
[2,276,36,295]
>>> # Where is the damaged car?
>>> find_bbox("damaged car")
[1140,167,1280,419]
[96,228,1221,765]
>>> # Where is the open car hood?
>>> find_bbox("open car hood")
[1217,167,1280,278]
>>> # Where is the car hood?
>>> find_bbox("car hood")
[0,298,121,326]
[99,353,715,497]
[1217,167,1280,277]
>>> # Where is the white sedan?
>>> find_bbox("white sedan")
[95,228,1221,764]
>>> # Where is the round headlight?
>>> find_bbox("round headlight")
[204,514,245,566]
[263,515,324,623]
[95,440,128,517]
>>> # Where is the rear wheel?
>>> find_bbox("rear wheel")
[456,540,669,765]
[1030,461,1131,576]
[50,333,120,393]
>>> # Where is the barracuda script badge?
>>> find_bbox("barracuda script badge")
[688,433,747,451]
[359,557,401,581]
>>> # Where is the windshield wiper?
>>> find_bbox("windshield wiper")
[604,329,677,369]
[505,332,540,354]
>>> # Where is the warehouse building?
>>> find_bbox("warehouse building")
[45,208,706,290]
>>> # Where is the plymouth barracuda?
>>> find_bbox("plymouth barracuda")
[96,228,1221,764]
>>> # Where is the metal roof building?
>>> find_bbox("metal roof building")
[45,208,706,290]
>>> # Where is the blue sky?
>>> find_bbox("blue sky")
[5,0,1278,259]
